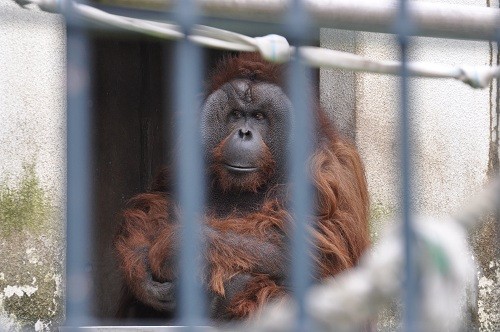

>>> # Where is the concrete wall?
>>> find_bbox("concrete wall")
[0,0,498,330]
[320,1,499,330]
[0,0,66,330]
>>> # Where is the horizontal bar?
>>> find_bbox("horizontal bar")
[59,327,211,330]
[96,0,500,40]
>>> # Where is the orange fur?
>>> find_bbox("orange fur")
[207,53,284,96]
[115,53,370,320]
[115,192,172,294]
[204,201,290,295]
[227,275,287,319]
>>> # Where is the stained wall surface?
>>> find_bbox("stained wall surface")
[0,0,66,330]
[0,0,498,330]
[321,1,499,330]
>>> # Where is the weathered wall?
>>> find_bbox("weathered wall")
[1,0,499,330]
[0,0,66,330]
[320,1,499,330]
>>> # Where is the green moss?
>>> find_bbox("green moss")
[0,164,62,330]
[0,164,52,236]
[370,201,394,223]
[0,265,62,330]
[369,201,396,242]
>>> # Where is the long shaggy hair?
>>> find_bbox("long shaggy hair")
[115,52,370,320]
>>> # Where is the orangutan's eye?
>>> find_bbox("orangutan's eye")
[254,112,265,120]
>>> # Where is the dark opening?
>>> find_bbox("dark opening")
[90,35,170,320]
[89,33,232,321]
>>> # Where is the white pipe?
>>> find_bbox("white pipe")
[97,0,500,41]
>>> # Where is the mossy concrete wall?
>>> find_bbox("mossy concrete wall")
[0,0,66,330]
[1,0,499,330]
[321,1,499,330]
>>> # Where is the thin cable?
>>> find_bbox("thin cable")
[21,0,500,89]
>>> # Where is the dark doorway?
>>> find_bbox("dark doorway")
[89,33,231,321]
[90,35,171,320]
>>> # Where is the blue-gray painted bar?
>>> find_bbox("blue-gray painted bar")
[65,10,93,327]
[287,1,313,331]
[173,1,205,328]
[396,0,419,331]
[288,57,313,332]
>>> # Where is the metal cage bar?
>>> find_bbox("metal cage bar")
[286,1,314,331]
[396,0,419,331]
[93,0,500,41]
[173,0,206,328]
[65,3,93,326]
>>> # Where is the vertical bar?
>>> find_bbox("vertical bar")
[65,4,93,327]
[286,1,313,331]
[173,1,205,328]
[396,0,419,331]
[288,58,313,332]
[495,4,500,307]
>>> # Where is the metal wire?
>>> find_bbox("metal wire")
[16,1,500,89]
[92,0,500,41]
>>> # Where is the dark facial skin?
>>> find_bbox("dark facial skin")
[201,79,292,166]
[201,79,293,215]
[222,108,266,173]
